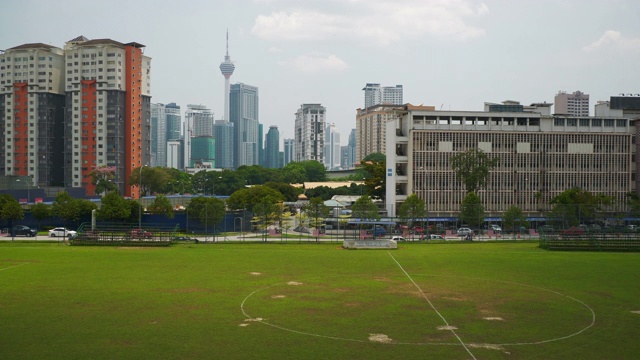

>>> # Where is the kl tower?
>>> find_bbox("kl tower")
[219,30,235,121]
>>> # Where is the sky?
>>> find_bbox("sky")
[2,0,639,146]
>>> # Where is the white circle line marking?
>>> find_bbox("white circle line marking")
[0,262,30,272]
[387,251,477,359]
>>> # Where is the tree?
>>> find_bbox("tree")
[298,160,327,182]
[30,203,51,223]
[360,160,386,199]
[186,197,226,237]
[147,194,174,219]
[264,182,303,202]
[351,195,380,220]
[398,194,426,237]
[98,192,131,221]
[130,166,170,196]
[459,192,484,229]
[502,206,527,237]
[89,166,118,195]
[548,187,613,228]
[302,197,330,241]
[1,197,24,231]
[226,185,285,212]
[450,148,499,193]
[52,192,96,228]
[282,163,307,184]
[362,152,386,162]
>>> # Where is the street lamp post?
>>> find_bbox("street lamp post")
[16,177,31,204]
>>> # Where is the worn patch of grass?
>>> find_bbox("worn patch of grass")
[0,242,639,359]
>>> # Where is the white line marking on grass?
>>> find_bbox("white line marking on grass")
[0,262,30,272]
[387,252,477,360]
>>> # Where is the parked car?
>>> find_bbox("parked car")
[563,226,585,236]
[490,224,502,232]
[171,235,196,241]
[391,236,406,241]
[129,229,152,239]
[12,225,37,237]
[48,227,77,238]
[429,234,444,240]
[457,227,473,236]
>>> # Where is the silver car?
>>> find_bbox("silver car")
[49,227,77,238]
[457,227,473,236]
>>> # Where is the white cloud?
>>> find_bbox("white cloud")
[268,46,282,53]
[583,30,640,52]
[279,53,349,73]
[251,0,488,44]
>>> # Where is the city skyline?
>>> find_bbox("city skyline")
[1,0,639,142]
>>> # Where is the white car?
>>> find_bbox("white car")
[391,236,406,241]
[490,225,502,232]
[49,227,77,238]
[457,227,474,236]
[429,234,444,240]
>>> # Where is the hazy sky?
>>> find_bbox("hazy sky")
[2,0,639,145]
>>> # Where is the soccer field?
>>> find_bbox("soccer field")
[1,241,639,359]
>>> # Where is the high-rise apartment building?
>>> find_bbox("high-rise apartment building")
[264,125,280,168]
[554,90,589,117]
[230,83,259,167]
[1,36,152,198]
[356,104,436,163]
[0,42,66,194]
[294,104,325,163]
[65,36,151,198]
[324,123,341,170]
[283,138,294,166]
[362,83,403,109]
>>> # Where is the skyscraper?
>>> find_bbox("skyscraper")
[230,83,259,167]
[283,138,294,166]
[341,129,356,169]
[258,123,264,166]
[185,104,214,168]
[213,120,234,169]
[165,103,181,143]
[554,90,589,116]
[324,123,341,170]
[150,104,166,167]
[362,83,403,108]
[294,104,325,163]
[265,126,280,168]
[219,30,235,122]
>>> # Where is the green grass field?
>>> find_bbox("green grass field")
[1,241,639,359]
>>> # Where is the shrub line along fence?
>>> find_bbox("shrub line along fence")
[70,222,180,247]
[539,232,640,251]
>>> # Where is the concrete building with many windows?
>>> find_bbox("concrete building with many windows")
[1,36,152,198]
[362,83,403,109]
[555,90,589,117]
[356,104,435,163]
[385,103,635,219]
[0,42,66,195]
[294,103,325,163]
